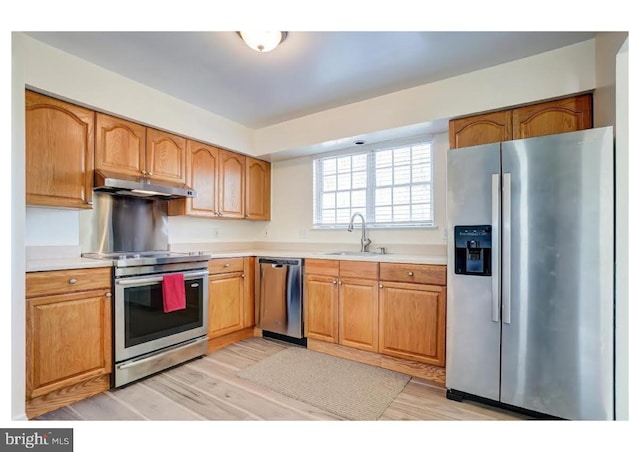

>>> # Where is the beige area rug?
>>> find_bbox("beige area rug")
[237,347,410,420]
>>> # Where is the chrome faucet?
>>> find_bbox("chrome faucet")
[347,212,371,252]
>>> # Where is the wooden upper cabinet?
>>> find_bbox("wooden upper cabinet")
[25,90,95,209]
[145,128,187,184]
[449,110,512,149]
[95,113,146,177]
[512,94,592,140]
[219,149,246,218]
[96,115,187,184]
[169,140,219,217]
[449,94,593,149]
[245,157,271,221]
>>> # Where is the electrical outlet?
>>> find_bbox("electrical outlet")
[212,228,219,238]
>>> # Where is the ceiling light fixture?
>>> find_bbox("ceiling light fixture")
[238,31,288,52]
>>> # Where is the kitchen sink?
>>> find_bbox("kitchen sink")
[324,251,389,256]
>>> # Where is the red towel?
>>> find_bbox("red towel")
[162,273,186,313]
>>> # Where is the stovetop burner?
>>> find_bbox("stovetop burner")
[82,250,211,269]
[84,251,187,260]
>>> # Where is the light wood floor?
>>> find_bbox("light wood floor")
[35,337,529,421]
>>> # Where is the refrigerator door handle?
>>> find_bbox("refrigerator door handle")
[502,172,512,324]
[491,173,501,323]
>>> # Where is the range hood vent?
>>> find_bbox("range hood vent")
[93,170,196,199]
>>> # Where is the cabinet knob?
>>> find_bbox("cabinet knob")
[141,170,147,176]
[241,274,245,278]
[379,284,384,289]
[105,292,112,298]
[147,171,153,176]
[338,281,343,285]
[69,278,77,285]
[224,263,230,268]
[408,271,414,277]
[332,280,337,285]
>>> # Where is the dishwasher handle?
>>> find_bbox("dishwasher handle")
[258,257,302,266]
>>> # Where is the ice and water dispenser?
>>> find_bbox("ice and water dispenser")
[454,225,492,276]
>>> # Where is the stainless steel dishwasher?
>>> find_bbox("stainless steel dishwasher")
[256,257,305,345]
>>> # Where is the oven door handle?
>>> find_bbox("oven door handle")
[116,270,209,286]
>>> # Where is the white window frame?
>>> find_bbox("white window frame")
[312,136,435,229]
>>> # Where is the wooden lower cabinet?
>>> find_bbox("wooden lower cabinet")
[378,281,446,367]
[208,271,245,338]
[339,277,379,352]
[304,274,339,343]
[243,257,256,327]
[25,268,112,419]
[206,257,255,352]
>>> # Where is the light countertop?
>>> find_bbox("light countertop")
[26,245,447,272]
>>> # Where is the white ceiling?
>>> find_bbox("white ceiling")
[25,31,596,130]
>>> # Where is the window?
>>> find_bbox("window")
[313,139,433,228]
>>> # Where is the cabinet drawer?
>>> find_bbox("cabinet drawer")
[26,267,112,298]
[379,263,446,286]
[305,259,339,277]
[339,261,378,280]
[208,257,244,274]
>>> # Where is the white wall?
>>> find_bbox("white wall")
[266,133,448,248]
[614,38,629,421]
[26,208,79,246]
[594,32,629,128]
[18,33,253,155]
[10,33,27,421]
[253,39,597,157]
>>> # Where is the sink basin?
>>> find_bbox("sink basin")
[324,251,388,256]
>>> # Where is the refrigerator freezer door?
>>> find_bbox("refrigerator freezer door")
[500,128,614,420]
[446,143,501,401]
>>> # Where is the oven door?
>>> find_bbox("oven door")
[114,269,209,362]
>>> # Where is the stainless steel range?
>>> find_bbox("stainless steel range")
[83,193,211,387]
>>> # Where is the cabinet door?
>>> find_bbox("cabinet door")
[25,90,94,209]
[379,281,446,366]
[245,157,271,220]
[184,140,219,217]
[512,94,593,139]
[95,113,146,178]
[26,290,112,399]
[449,110,512,149]
[304,274,339,343]
[145,128,187,183]
[218,149,246,218]
[243,257,255,328]
[208,272,245,338]
[338,277,379,352]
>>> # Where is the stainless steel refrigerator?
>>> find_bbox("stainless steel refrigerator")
[445,127,614,420]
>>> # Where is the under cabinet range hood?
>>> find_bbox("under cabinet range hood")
[93,170,196,199]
